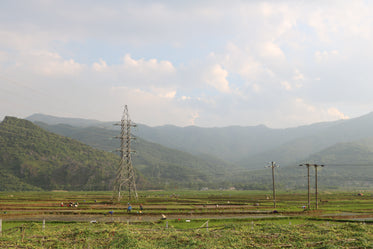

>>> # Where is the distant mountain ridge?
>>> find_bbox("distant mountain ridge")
[27,113,111,128]
[34,121,235,189]
[27,112,373,169]
[1,114,372,190]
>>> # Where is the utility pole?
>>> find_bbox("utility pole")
[299,163,324,209]
[113,105,138,202]
[314,164,324,209]
[299,163,311,209]
[266,162,279,208]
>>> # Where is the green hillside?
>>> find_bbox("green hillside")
[29,112,373,170]
[0,117,235,191]
[0,170,41,191]
[200,141,373,191]
[23,113,373,190]
[305,140,373,188]
[248,141,373,190]
[0,117,119,191]
[34,122,236,190]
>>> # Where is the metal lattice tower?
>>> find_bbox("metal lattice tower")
[113,105,138,202]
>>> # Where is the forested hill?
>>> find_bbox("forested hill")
[32,119,373,190]
[24,113,373,190]
[0,117,235,191]
[34,121,236,190]
[0,116,118,191]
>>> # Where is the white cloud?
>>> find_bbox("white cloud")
[152,88,177,99]
[0,51,9,64]
[277,99,351,127]
[259,42,286,60]
[189,111,200,125]
[123,54,175,73]
[0,30,52,51]
[251,83,261,93]
[307,2,373,42]
[92,59,108,72]
[109,86,197,126]
[220,43,272,80]
[204,64,230,93]
[265,99,351,128]
[295,98,316,113]
[1,1,373,128]
[327,107,349,120]
[315,50,339,63]
[281,81,292,91]
[25,51,84,76]
[293,69,304,81]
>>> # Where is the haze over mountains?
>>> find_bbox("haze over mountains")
[28,111,373,169]
[1,112,372,191]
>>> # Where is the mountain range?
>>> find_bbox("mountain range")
[28,112,373,168]
[28,112,373,189]
[1,112,372,191]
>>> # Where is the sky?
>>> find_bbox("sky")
[1,0,373,128]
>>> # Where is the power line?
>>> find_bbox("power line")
[322,163,373,167]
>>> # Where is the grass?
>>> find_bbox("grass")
[1,190,372,215]
[0,190,372,247]
[0,220,371,248]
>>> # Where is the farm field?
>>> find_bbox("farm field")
[0,190,372,248]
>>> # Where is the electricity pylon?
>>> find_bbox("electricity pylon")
[113,105,138,202]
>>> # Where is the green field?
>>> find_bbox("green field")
[0,190,372,248]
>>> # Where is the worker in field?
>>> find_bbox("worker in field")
[127,203,132,213]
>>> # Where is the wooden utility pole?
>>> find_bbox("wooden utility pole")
[314,164,324,209]
[267,162,279,208]
[299,163,324,209]
[299,164,311,209]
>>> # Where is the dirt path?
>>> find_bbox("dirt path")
[1,213,285,223]
[3,212,373,223]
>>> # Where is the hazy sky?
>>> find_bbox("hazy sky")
[1,0,373,128]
